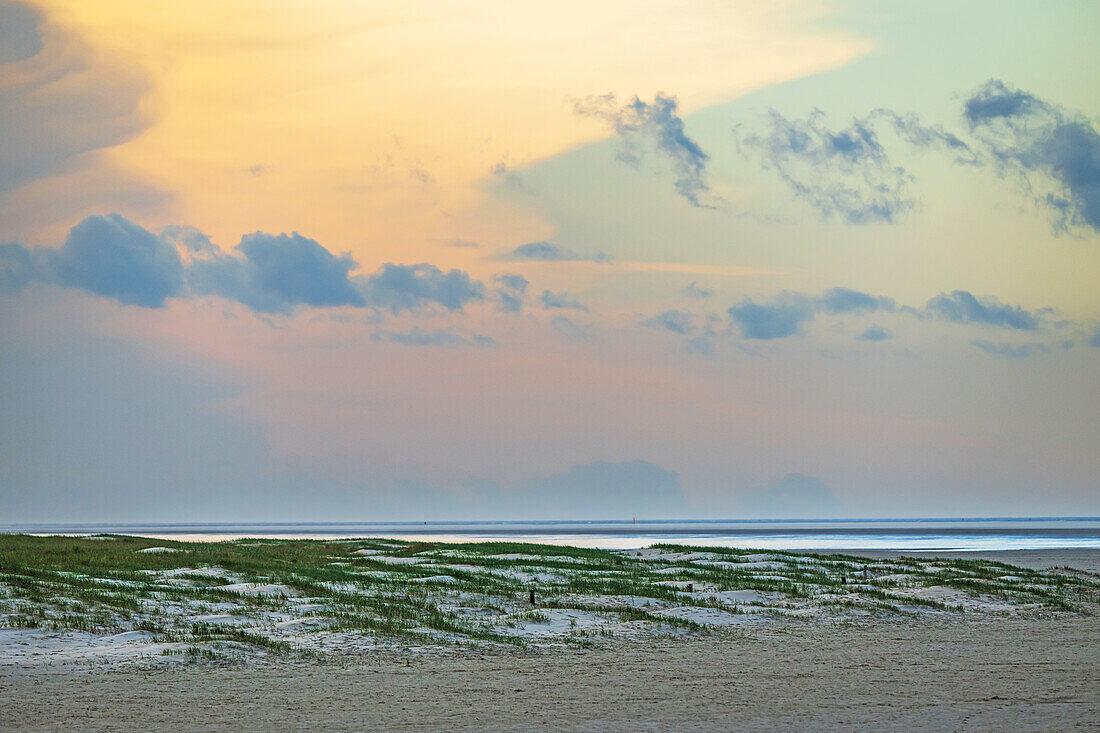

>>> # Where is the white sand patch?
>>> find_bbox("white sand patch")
[275,616,334,631]
[137,547,185,554]
[370,556,427,565]
[352,549,386,556]
[652,566,691,575]
[142,566,232,580]
[656,606,758,627]
[411,576,456,583]
[190,614,259,626]
[627,549,717,563]
[488,553,588,564]
[219,583,298,597]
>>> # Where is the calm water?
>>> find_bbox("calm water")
[5,518,1100,551]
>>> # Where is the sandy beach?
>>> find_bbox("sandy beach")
[2,546,1098,731]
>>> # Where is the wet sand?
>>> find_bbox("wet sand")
[2,549,1098,732]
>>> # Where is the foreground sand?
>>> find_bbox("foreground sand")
[2,548,1098,731]
[2,614,1097,731]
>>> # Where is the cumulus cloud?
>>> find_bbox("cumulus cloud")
[371,328,496,348]
[190,231,364,313]
[726,287,895,340]
[924,290,1038,330]
[357,263,484,315]
[818,286,896,313]
[508,241,611,263]
[0,214,184,306]
[493,273,528,313]
[963,79,1100,233]
[1088,323,1100,348]
[574,92,711,207]
[0,214,486,314]
[741,108,971,224]
[0,0,150,195]
[727,296,815,339]
[540,290,589,312]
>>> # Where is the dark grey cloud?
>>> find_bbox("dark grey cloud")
[0,1,150,195]
[964,79,1100,233]
[741,105,975,224]
[856,325,891,342]
[925,290,1038,330]
[641,309,695,335]
[971,339,1048,358]
[574,92,711,207]
[0,214,485,315]
[493,273,528,313]
[508,241,611,263]
[540,290,589,312]
[372,328,496,349]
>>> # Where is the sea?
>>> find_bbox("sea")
[4,518,1100,551]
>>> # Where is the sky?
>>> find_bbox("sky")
[1,0,1098,522]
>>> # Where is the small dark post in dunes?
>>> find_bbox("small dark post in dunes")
[686,583,694,592]
[529,588,536,605]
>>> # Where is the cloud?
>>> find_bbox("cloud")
[540,290,588,312]
[963,79,1100,233]
[190,231,364,313]
[0,241,37,295]
[0,1,150,195]
[971,339,1048,358]
[493,273,528,313]
[856,325,891,341]
[574,92,711,207]
[2,214,183,307]
[508,241,611,263]
[0,214,485,314]
[522,460,685,519]
[372,328,495,348]
[684,336,715,356]
[736,473,843,519]
[550,315,593,341]
[742,107,973,224]
[357,262,484,315]
[924,290,1038,330]
[727,295,815,339]
[682,281,712,299]
[1089,323,1100,348]
[641,309,695,335]
[818,287,896,313]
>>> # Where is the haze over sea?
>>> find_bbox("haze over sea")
[7,518,1100,551]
